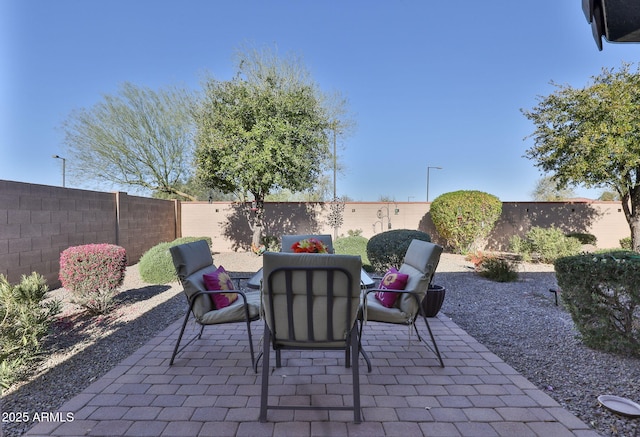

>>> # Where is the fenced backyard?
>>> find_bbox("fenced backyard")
[1,179,629,287]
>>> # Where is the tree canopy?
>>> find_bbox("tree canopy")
[522,62,640,249]
[194,47,351,247]
[531,175,577,201]
[195,49,343,200]
[61,82,197,200]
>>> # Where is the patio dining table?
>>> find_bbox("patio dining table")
[246,266,376,290]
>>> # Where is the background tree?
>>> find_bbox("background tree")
[151,178,235,201]
[62,82,198,200]
[522,62,640,250]
[531,175,577,201]
[598,191,620,201]
[195,46,351,249]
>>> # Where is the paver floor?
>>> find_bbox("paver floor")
[26,314,600,437]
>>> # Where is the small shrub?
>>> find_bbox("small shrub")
[72,287,119,315]
[466,251,487,269]
[555,251,640,357]
[366,229,431,272]
[347,229,363,237]
[334,235,371,271]
[476,256,519,282]
[138,237,212,284]
[510,227,582,263]
[261,235,280,252]
[1,273,61,389]
[566,232,597,245]
[59,244,127,314]
[620,236,632,250]
[430,190,502,254]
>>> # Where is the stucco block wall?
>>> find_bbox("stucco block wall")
[115,192,178,263]
[0,181,177,287]
[2,180,629,289]
[180,200,629,253]
[490,202,628,250]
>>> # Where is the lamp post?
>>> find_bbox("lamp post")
[426,166,442,202]
[52,155,66,187]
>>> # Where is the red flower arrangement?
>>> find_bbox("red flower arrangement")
[291,238,329,253]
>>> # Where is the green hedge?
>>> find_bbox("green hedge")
[554,251,640,357]
[430,190,502,254]
[139,237,212,284]
[366,229,431,273]
[334,235,372,272]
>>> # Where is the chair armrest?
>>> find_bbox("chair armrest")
[188,288,252,308]
[363,287,420,298]
[362,287,424,311]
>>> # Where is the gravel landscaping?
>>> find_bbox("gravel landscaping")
[2,252,639,437]
[437,256,640,437]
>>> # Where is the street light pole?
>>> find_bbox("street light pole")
[426,166,442,202]
[52,155,66,187]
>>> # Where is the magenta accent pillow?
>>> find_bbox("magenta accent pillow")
[203,266,238,309]
[375,268,409,308]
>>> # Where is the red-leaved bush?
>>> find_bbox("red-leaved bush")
[59,244,127,313]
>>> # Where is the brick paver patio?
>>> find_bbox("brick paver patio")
[26,313,600,437]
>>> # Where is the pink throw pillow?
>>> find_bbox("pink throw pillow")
[375,268,409,308]
[203,266,238,309]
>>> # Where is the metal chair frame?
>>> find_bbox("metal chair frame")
[259,265,361,424]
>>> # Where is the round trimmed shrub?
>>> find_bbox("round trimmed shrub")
[430,190,502,254]
[59,244,127,294]
[366,229,431,273]
[59,243,127,314]
[139,237,212,284]
[334,235,372,272]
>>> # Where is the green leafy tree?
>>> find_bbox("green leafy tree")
[522,62,640,251]
[152,178,235,202]
[531,175,577,201]
[195,47,351,248]
[599,191,620,201]
[430,190,502,254]
[62,82,198,200]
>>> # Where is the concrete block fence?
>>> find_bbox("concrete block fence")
[0,180,178,286]
[0,179,629,287]
[182,199,628,253]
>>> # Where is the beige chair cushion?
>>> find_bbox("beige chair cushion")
[396,241,443,317]
[199,291,261,324]
[365,292,411,323]
[364,240,443,324]
[262,252,361,348]
[170,240,260,322]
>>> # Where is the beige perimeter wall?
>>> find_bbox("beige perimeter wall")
[1,180,178,286]
[180,200,629,253]
[1,180,629,287]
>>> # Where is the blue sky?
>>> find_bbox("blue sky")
[2,1,639,202]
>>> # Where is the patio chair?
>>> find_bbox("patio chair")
[359,239,445,368]
[169,240,260,368]
[259,252,363,423]
[280,234,335,253]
